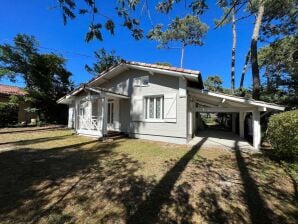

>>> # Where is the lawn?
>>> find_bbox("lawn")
[0,127,297,224]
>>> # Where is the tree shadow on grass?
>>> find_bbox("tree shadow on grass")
[0,139,116,223]
[0,134,72,146]
[261,148,298,201]
[126,137,207,224]
[234,141,275,224]
[0,126,66,135]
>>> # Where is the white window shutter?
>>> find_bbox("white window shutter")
[131,96,144,121]
[164,93,177,122]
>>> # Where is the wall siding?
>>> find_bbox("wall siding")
[99,69,188,144]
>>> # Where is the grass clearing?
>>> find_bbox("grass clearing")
[0,127,297,223]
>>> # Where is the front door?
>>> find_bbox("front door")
[107,100,120,131]
[107,101,114,130]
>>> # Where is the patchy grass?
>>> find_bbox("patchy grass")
[0,128,297,224]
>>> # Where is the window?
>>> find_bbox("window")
[79,101,88,117]
[145,96,163,120]
[107,102,114,124]
[133,76,149,86]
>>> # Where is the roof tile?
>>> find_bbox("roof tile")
[125,61,200,75]
[0,84,26,96]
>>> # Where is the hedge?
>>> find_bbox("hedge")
[0,102,18,127]
[267,110,298,160]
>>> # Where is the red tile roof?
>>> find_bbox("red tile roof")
[127,61,200,75]
[0,84,26,96]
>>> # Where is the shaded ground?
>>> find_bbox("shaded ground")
[189,130,255,151]
[0,128,297,224]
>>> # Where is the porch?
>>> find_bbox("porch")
[59,85,130,138]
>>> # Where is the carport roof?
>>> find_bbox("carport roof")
[188,87,285,111]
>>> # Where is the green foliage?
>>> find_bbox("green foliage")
[85,48,122,75]
[0,102,18,127]
[267,110,298,160]
[259,36,298,107]
[147,14,208,49]
[156,0,207,15]
[204,75,223,92]
[57,0,144,42]
[0,34,73,123]
[261,0,297,38]
[57,1,209,42]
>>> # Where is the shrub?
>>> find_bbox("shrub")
[0,102,18,127]
[267,110,298,160]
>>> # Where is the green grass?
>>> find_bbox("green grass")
[0,127,297,224]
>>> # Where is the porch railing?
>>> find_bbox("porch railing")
[78,116,102,130]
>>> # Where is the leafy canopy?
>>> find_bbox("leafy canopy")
[0,34,73,123]
[204,75,223,92]
[56,0,208,42]
[258,35,298,106]
[85,48,122,75]
[147,14,208,48]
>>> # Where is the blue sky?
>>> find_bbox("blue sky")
[0,0,260,89]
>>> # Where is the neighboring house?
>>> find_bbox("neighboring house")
[0,84,36,123]
[58,61,285,149]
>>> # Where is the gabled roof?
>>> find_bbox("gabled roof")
[57,84,130,104]
[0,84,26,96]
[87,60,203,87]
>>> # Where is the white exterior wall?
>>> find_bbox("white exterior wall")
[99,70,188,144]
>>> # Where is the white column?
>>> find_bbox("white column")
[239,112,245,138]
[253,110,261,150]
[74,99,79,131]
[188,101,193,138]
[101,96,108,136]
[232,113,236,133]
[89,98,92,128]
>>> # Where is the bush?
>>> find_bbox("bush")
[267,110,298,160]
[0,102,19,127]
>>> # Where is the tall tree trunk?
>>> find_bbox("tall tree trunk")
[180,45,185,68]
[250,3,264,100]
[231,6,236,95]
[240,49,250,89]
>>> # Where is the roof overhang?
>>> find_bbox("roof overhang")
[88,62,201,87]
[188,87,285,111]
[57,85,130,104]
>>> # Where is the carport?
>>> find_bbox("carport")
[187,88,285,150]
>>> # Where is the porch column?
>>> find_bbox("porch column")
[74,99,79,131]
[253,110,261,150]
[232,113,236,133]
[101,95,108,137]
[188,101,193,138]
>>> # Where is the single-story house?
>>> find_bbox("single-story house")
[57,61,285,149]
[0,84,36,123]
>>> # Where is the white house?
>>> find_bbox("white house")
[57,61,285,149]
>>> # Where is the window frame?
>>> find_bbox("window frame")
[144,95,164,122]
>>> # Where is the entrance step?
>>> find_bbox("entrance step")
[106,131,127,140]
